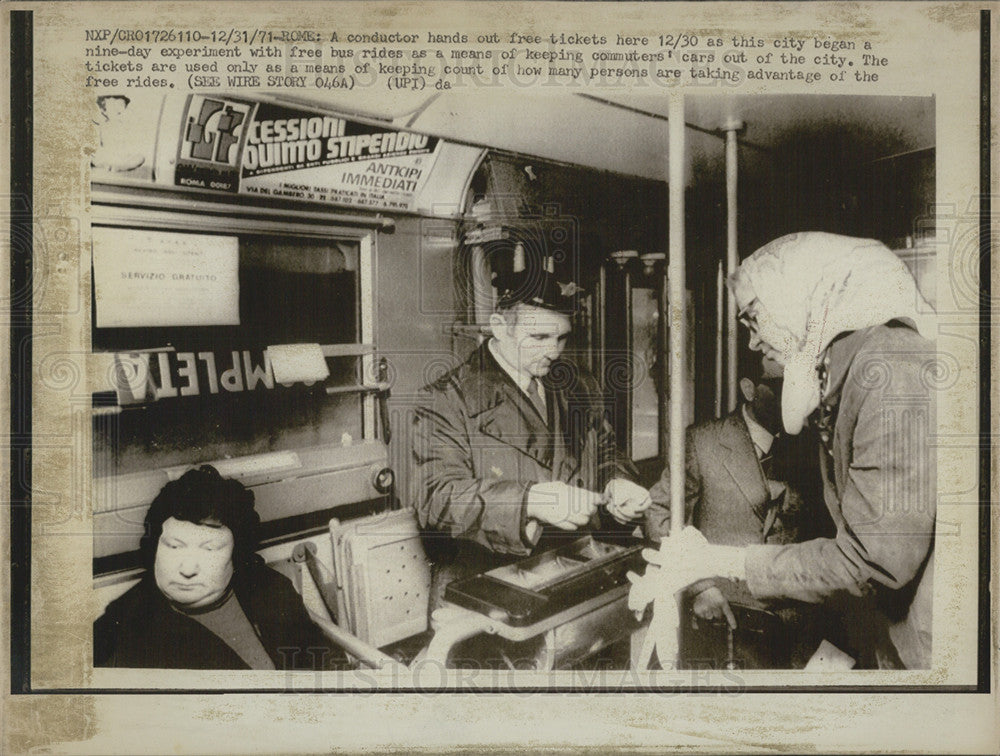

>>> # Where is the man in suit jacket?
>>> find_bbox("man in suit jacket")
[644,378,831,634]
[412,260,650,617]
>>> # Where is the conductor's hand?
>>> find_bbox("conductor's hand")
[603,478,652,524]
[526,482,602,530]
[691,585,737,630]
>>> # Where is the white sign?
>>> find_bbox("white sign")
[92,227,240,327]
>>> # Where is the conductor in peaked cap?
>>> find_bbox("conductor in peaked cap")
[411,246,652,623]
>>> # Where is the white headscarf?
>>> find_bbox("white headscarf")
[731,232,935,434]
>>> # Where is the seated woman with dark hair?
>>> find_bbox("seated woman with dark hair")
[94,465,346,670]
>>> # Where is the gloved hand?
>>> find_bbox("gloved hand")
[526,481,602,530]
[626,526,747,670]
[641,526,747,584]
[603,478,652,524]
[691,585,737,630]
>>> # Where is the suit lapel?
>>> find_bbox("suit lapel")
[718,413,770,519]
[476,392,552,468]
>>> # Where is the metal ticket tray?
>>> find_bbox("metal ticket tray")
[443,536,646,627]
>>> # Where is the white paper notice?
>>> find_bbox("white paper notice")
[92,227,240,327]
[266,343,331,384]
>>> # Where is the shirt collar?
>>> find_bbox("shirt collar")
[488,338,534,395]
[741,403,774,456]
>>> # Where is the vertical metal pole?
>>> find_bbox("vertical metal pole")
[667,96,687,537]
[715,260,724,418]
[597,264,607,384]
[725,123,742,413]
[623,266,633,460]
[360,233,375,440]
[659,265,669,464]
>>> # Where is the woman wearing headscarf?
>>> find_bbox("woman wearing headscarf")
[633,232,937,669]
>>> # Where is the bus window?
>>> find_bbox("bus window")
[92,227,369,477]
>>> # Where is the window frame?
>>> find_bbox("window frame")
[90,198,379,443]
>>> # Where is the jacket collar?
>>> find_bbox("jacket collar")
[461,344,580,477]
[461,343,565,417]
[487,338,535,396]
[820,320,918,409]
[741,403,775,455]
[821,327,872,408]
[461,342,523,418]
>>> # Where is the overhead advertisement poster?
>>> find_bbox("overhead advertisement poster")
[175,95,442,211]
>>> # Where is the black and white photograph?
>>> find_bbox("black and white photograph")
[88,89,940,678]
[4,2,996,754]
